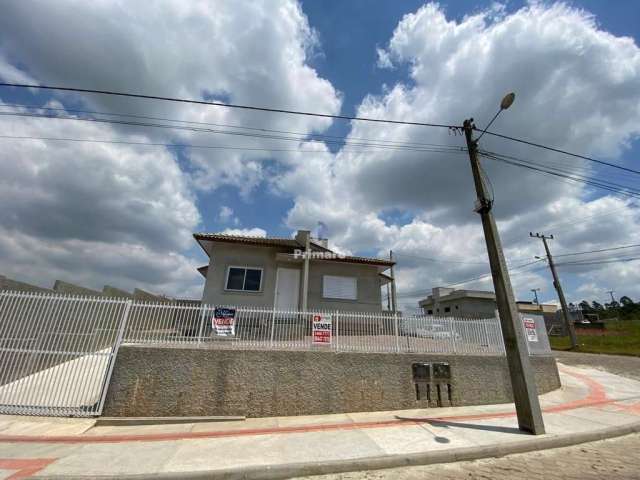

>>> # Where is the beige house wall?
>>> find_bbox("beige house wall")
[200,242,384,312]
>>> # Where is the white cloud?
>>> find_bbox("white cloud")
[279,2,640,308]
[0,1,339,297]
[0,0,341,195]
[218,206,239,226]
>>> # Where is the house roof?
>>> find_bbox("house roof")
[193,232,394,267]
[197,265,208,278]
[419,289,496,307]
[194,232,300,250]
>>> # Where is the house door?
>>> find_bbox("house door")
[275,268,300,310]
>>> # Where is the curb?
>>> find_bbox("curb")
[95,416,245,427]
[33,421,640,479]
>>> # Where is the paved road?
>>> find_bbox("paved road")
[294,433,640,479]
[293,352,640,480]
[555,351,640,381]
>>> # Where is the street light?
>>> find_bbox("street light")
[475,92,516,142]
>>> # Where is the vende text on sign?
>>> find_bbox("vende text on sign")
[312,314,332,345]
[523,317,538,342]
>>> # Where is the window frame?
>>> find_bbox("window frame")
[322,275,358,301]
[224,265,264,293]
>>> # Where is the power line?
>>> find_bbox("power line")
[392,252,488,265]
[556,256,640,267]
[0,133,468,156]
[476,127,640,176]
[0,83,459,129]
[479,150,640,199]
[395,259,545,298]
[1,102,460,150]
[481,150,640,196]
[0,111,466,154]
[554,243,640,258]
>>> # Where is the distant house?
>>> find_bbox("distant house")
[419,287,497,317]
[194,230,395,312]
[418,287,558,319]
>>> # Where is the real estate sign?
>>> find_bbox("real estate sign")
[312,314,332,345]
[523,317,538,342]
[213,307,236,336]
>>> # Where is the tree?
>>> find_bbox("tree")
[579,300,593,312]
[606,300,620,309]
[592,301,604,311]
[620,296,634,306]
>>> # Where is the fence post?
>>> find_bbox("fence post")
[270,308,276,347]
[197,304,207,345]
[452,317,458,354]
[394,312,400,353]
[97,299,132,416]
[334,310,339,352]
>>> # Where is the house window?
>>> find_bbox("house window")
[427,309,433,315]
[323,275,357,300]
[225,267,263,292]
[444,307,451,313]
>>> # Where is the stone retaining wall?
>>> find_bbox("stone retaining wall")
[103,346,560,417]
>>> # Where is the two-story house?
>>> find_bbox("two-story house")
[194,230,395,312]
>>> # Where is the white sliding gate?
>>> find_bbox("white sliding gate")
[0,291,130,417]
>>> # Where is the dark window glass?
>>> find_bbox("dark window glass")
[244,269,262,291]
[226,268,245,290]
[427,309,433,315]
[444,307,451,313]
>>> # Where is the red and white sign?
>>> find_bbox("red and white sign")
[312,314,332,345]
[523,317,538,342]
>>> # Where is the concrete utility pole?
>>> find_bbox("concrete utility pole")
[463,115,545,435]
[389,250,398,313]
[531,288,540,305]
[530,233,577,349]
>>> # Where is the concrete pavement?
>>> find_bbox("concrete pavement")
[0,362,639,479]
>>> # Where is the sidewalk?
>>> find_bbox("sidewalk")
[0,363,639,479]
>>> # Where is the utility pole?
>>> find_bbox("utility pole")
[389,250,398,313]
[530,233,577,349]
[463,117,545,435]
[607,290,616,304]
[531,288,540,305]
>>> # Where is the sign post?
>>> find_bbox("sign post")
[523,317,539,343]
[213,307,236,336]
[312,314,332,345]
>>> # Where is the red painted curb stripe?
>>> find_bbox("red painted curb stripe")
[0,458,56,480]
[0,368,630,445]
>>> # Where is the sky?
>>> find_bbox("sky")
[0,0,639,311]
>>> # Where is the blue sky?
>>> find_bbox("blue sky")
[1,1,639,308]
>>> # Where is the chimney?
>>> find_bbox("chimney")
[295,230,311,246]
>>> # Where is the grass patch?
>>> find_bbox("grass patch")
[550,320,640,356]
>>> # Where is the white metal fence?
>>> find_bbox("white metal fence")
[122,303,507,355]
[2,290,549,417]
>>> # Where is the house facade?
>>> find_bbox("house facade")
[194,230,395,312]
[419,287,498,317]
[419,287,559,319]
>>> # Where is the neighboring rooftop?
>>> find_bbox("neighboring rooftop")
[419,288,496,307]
